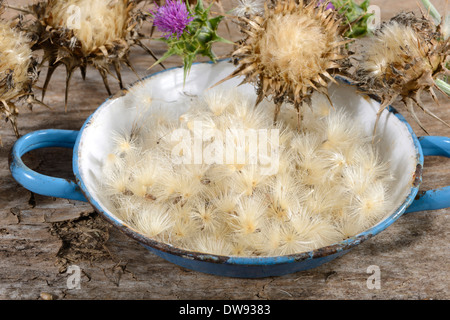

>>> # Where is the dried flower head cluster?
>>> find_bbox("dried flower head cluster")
[98,88,394,257]
[353,11,450,133]
[0,19,38,140]
[15,0,157,110]
[219,0,351,123]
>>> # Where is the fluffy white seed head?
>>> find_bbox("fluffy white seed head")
[168,203,198,243]
[111,131,139,157]
[191,200,221,233]
[228,196,266,235]
[232,165,271,196]
[275,223,312,256]
[152,170,206,204]
[202,88,238,116]
[321,110,367,152]
[134,204,173,239]
[267,174,306,222]
[102,170,131,197]
[210,188,238,215]
[232,0,265,17]
[290,213,342,250]
[346,182,390,229]
[189,232,233,256]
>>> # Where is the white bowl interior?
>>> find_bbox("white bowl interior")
[77,60,418,231]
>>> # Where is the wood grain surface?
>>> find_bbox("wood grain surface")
[0,0,449,300]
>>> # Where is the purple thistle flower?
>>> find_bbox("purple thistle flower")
[151,0,194,39]
[317,0,336,11]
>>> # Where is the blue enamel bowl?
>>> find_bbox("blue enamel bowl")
[9,60,450,278]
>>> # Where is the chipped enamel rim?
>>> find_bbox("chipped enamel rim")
[72,60,423,268]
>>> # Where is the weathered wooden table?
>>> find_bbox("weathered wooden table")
[1,0,448,300]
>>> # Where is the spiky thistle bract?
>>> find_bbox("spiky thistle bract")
[216,0,352,124]
[0,17,43,141]
[354,9,450,135]
[149,0,233,82]
[12,0,159,111]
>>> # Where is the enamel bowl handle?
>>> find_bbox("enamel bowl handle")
[405,136,450,213]
[9,129,87,202]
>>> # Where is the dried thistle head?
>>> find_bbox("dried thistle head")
[0,20,38,139]
[217,0,351,123]
[16,0,157,110]
[354,11,450,134]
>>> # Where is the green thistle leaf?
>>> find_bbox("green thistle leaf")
[183,52,198,83]
[208,15,224,30]
[331,0,374,38]
[149,46,179,70]
[420,0,442,25]
[157,0,233,83]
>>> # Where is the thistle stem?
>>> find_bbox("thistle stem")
[435,79,450,96]
[3,5,33,15]
[444,14,450,40]
[420,0,442,25]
